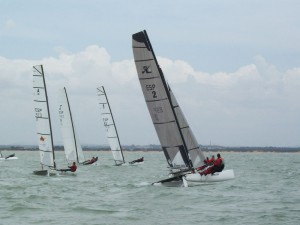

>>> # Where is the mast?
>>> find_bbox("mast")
[33,65,56,169]
[143,30,193,169]
[63,87,80,163]
[97,86,125,165]
[40,65,56,169]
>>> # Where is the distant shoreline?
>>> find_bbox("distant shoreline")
[1,145,300,153]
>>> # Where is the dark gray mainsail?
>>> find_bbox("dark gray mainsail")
[132,30,205,170]
[168,86,205,168]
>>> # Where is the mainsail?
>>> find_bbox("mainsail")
[97,86,125,165]
[33,65,56,169]
[58,87,85,164]
[132,30,205,170]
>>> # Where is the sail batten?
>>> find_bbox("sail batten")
[139,77,160,80]
[135,59,154,62]
[97,86,125,165]
[153,120,176,125]
[34,101,47,103]
[36,133,51,136]
[146,98,168,103]
[132,30,205,170]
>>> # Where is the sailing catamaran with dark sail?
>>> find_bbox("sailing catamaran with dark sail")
[132,30,234,186]
[97,86,144,166]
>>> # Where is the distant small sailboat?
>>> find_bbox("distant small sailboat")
[0,152,18,160]
[58,87,97,165]
[96,86,144,166]
[132,30,234,186]
[33,65,77,176]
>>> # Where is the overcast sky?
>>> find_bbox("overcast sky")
[0,0,299,147]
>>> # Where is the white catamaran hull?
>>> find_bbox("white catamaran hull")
[184,169,235,184]
[121,162,144,166]
[33,169,57,176]
[0,157,18,160]
[154,169,234,187]
[33,169,77,176]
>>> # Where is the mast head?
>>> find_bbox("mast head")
[132,30,151,51]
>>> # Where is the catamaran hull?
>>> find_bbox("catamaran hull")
[153,169,234,187]
[33,170,57,176]
[120,162,144,166]
[185,169,235,184]
[0,157,18,160]
[33,170,48,176]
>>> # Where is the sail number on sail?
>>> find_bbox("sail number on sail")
[58,105,64,125]
[35,107,43,119]
[146,84,157,99]
[102,117,110,132]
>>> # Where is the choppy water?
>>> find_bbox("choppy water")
[0,150,299,225]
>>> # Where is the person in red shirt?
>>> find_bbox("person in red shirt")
[89,157,96,164]
[59,162,77,172]
[69,162,77,172]
[207,155,215,165]
[196,159,208,171]
[200,153,224,176]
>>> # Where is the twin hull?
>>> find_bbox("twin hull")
[184,169,235,183]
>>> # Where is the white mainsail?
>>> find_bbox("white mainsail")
[97,86,125,165]
[132,30,205,170]
[33,65,56,169]
[58,87,85,164]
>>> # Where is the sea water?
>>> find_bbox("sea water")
[0,150,299,225]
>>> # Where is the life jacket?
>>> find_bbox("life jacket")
[214,158,223,167]
[70,165,77,172]
[221,157,224,165]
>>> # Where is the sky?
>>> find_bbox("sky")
[0,0,299,147]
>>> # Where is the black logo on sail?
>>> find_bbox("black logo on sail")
[142,66,151,74]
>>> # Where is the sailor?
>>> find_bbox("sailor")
[90,157,96,164]
[196,159,208,171]
[59,162,77,172]
[137,157,144,162]
[207,155,215,165]
[213,153,224,172]
[68,162,77,172]
[200,153,224,176]
[130,157,144,164]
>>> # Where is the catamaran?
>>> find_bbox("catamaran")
[0,152,18,160]
[132,30,234,187]
[33,65,77,175]
[57,87,97,165]
[96,86,144,166]
[33,65,57,176]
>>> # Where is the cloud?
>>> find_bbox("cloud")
[5,19,16,29]
[0,46,299,146]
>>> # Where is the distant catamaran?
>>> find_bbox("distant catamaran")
[33,65,57,175]
[33,65,79,175]
[97,86,144,166]
[132,30,234,186]
[0,151,18,160]
[57,87,87,165]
